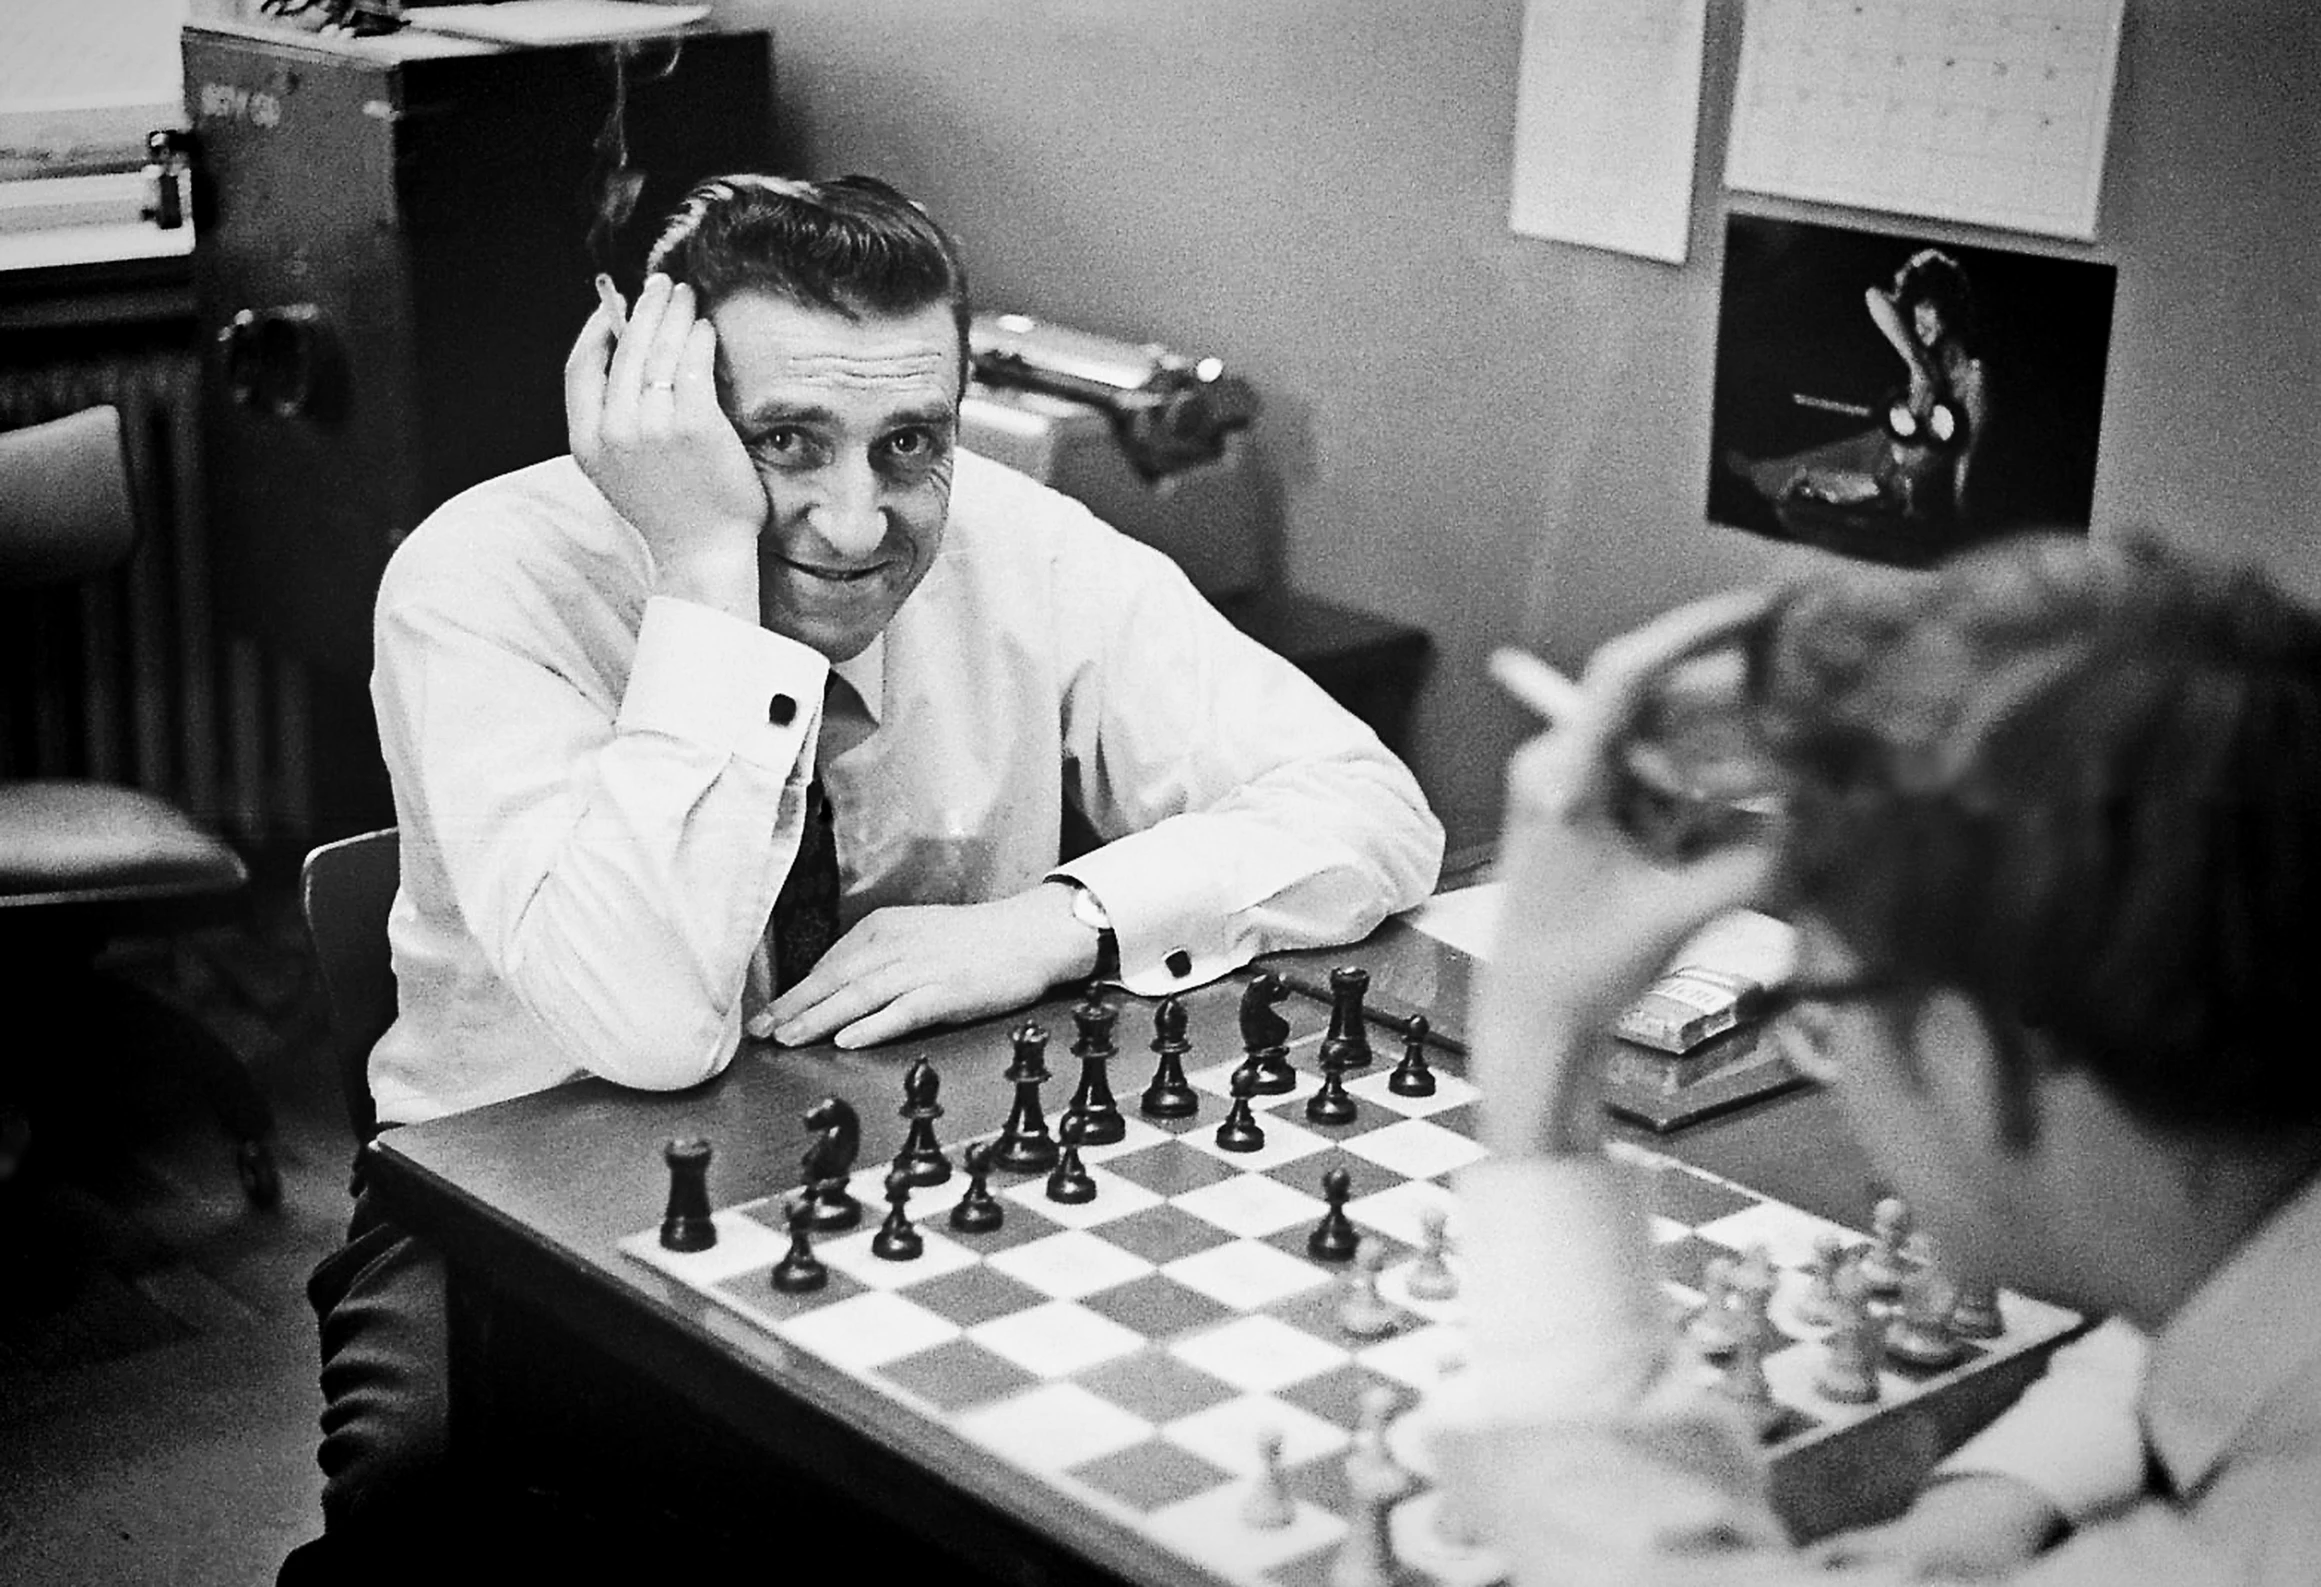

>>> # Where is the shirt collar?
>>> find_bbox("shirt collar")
[2142,1168,2321,1496]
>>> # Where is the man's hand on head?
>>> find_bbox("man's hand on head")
[1476,590,1784,1159]
[762,882,1100,1050]
[565,272,766,621]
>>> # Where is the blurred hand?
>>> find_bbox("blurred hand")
[1811,1475,2064,1579]
[565,273,766,619]
[760,882,1098,1051]
[1474,590,1783,1156]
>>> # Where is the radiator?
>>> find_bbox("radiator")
[0,351,309,844]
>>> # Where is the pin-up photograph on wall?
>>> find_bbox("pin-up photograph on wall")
[1708,215,2117,568]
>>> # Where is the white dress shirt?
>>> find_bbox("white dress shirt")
[1446,1156,2321,1586]
[367,449,1442,1125]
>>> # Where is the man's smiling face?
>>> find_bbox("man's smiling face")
[711,291,961,662]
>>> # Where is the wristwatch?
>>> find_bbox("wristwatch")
[1065,880,1121,981]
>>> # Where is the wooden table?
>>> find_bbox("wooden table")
[364,916,1894,1584]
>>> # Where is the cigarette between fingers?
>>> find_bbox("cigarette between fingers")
[594,273,626,325]
[1487,647,1585,725]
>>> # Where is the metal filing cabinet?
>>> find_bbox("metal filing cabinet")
[183,20,773,677]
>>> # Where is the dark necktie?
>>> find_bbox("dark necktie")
[769,775,840,994]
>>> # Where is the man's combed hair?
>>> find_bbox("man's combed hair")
[1753,534,2321,1134]
[645,173,971,373]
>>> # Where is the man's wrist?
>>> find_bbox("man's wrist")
[652,537,759,621]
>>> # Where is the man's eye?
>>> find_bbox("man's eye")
[753,428,803,456]
[885,429,936,458]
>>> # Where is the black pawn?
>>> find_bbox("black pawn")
[659,1137,717,1252]
[1215,1067,1267,1153]
[1238,972,1297,1095]
[1046,1113,1098,1204]
[949,1140,1006,1235]
[770,1190,827,1293]
[993,1022,1060,1173]
[1308,1166,1360,1262]
[1140,995,1200,1119]
[1067,992,1127,1145]
[1319,966,1375,1069]
[1388,1015,1437,1098]
[894,1056,952,1187]
[871,1163,923,1261]
[1306,1041,1359,1128]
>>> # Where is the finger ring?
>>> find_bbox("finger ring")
[646,378,676,391]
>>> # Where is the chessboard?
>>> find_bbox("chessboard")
[621,969,2084,1586]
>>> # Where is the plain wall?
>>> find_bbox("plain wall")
[720,0,2321,850]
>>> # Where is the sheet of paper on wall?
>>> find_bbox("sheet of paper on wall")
[1506,0,1710,266]
[1724,0,2125,241]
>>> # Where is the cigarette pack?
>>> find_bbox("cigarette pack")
[1614,965,1762,1055]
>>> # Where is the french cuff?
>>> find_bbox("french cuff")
[618,597,829,773]
[1454,1156,1671,1426]
[1049,850,1231,996]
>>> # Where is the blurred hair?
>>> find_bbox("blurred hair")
[1751,534,2321,1135]
[645,173,971,386]
[1892,247,1976,346]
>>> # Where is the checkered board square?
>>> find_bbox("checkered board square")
[621,975,2084,1587]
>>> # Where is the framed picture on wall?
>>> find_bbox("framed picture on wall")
[1706,215,2116,568]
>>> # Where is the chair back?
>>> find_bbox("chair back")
[0,406,137,587]
[300,827,400,1142]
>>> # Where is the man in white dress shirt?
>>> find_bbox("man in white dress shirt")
[1454,536,2321,1585]
[284,174,1439,1581]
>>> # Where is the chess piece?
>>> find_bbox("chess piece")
[1814,1262,1882,1404]
[1795,1231,1848,1328]
[1240,1427,1296,1530]
[800,1096,864,1232]
[1046,1112,1098,1204]
[1319,965,1375,1070]
[1332,1390,1414,1587]
[1306,1003,1360,1127]
[1386,1015,1436,1097]
[1727,1242,1777,1353]
[1715,1316,1783,1440]
[1140,995,1200,1119]
[1066,990,1127,1144]
[769,1189,828,1293]
[893,1057,952,1187]
[948,1140,1006,1235]
[659,1137,717,1252]
[1214,1066,1267,1152]
[1237,972,1298,1095]
[1403,1205,1458,1302]
[1949,1276,2004,1339]
[871,1162,924,1261]
[1686,1255,1740,1359]
[1859,1195,1914,1295]
[1308,1166,1361,1261]
[1884,1260,1968,1369]
[993,1022,1060,1173]
[1336,1240,1400,1338]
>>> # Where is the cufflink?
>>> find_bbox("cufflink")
[768,692,797,726]
[1165,948,1193,978]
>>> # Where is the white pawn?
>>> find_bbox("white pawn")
[1859,1196,1914,1296]
[1794,1231,1847,1327]
[1333,1391,1414,1587]
[1814,1261,1882,1404]
[1241,1427,1297,1530]
[1338,1239,1401,1339]
[1686,1254,1740,1358]
[1404,1206,1458,1303]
